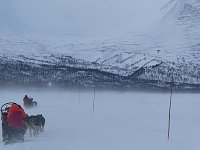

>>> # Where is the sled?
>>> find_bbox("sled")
[3,128,24,145]
[1,102,14,114]
[23,101,38,108]
[1,102,25,144]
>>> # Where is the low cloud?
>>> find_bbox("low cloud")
[0,0,167,34]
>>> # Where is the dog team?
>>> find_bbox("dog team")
[1,95,46,143]
[25,114,45,137]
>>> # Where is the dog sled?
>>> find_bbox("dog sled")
[1,102,26,144]
[24,100,37,108]
[23,96,38,108]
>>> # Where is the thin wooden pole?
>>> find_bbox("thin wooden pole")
[168,86,173,140]
[168,75,174,140]
[93,87,95,114]
[78,88,80,106]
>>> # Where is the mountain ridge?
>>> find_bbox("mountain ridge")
[0,0,200,90]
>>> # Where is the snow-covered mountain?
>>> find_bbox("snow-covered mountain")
[0,0,200,89]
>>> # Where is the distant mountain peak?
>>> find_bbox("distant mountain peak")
[161,0,197,19]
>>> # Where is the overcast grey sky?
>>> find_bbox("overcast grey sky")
[0,0,168,34]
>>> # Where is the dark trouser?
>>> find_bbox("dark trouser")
[2,123,9,141]
[2,123,25,142]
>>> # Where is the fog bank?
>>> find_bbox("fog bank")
[0,0,167,34]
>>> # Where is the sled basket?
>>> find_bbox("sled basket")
[1,102,16,116]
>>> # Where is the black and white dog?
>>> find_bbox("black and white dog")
[26,114,45,136]
[37,114,45,132]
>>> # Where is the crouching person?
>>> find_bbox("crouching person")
[6,103,27,143]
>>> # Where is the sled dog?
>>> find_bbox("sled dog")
[27,114,45,136]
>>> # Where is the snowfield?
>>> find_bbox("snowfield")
[1,89,200,150]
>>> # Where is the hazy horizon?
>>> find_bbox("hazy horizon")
[0,0,167,34]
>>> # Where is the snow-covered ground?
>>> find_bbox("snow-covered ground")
[1,89,200,150]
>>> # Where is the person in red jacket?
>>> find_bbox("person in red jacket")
[23,95,30,104]
[1,103,27,142]
[7,103,26,133]
[23,95,33,105]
